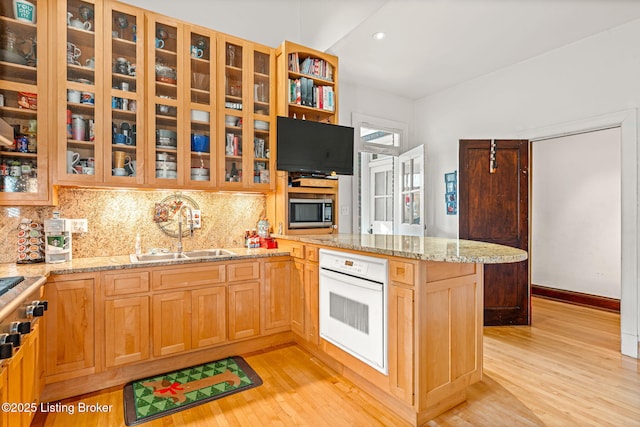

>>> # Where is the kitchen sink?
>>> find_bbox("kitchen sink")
[183,249,235,258]
[130,252,187,263]
[130,249,235,263]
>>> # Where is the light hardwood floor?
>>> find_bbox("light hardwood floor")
[33,297,640,427]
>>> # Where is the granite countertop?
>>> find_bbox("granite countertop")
[0,234,527,280]
[0,247,290,279]
[276,234,528,263]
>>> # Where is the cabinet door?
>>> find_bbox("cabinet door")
[249,45,274,190]
[56,0,105,185]
[290,260,305,336]
[388,283,414,404]
[304,262,319,345]
[218,35,246,188]
[0,365,6,427]
[228,282,260,341]
[192,286,226,348]
[262,260,291,333]
[146,14,184,187]
[185,25,216,187]
[6,344,24,427]
[105,296,150,367]
[152,291,190,356]
[22,323,38,427]
[104,1,145,184]
[45,277,95,379]
[0,0,52,204]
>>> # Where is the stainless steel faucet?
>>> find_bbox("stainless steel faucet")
[176,204,194,254]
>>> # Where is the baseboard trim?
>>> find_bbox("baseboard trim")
[531,284,620,313]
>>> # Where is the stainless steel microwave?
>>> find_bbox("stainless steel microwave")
[289,198,333,228]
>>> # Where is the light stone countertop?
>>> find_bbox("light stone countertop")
[276,234,528,264]
[0,234,527,280]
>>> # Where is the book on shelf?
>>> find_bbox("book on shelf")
[287,78,335,111]
[290,54,334,82]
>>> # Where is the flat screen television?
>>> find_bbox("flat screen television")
[276,116,354,176]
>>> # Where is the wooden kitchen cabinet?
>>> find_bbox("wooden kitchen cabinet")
[290,259,305,336]
[192,286,226,348]
[388,282,414,405]
[44,274,96,382]
[0,364,6,427]
[261,259,291,334]
[0,0,53,205]
[228,282,260,341]
[104,296,150,367]
[152,290,191,357]
[217,34,275,190]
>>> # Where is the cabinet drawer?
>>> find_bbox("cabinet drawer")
[305,246,319,263]
[104,271,150,296]
[280,241,305,259]
[227,262,260,282]
[389,261,415,286]
[152,264,226,291]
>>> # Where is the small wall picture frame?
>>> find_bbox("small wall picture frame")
[445,171,457,215]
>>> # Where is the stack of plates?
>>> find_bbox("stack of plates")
[254,120,269,131]
[156,160,177,178]
[156,129,177,148]
[156,169,177,179]
[191,167,209,181]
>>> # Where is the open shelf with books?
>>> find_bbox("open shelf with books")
[276,41,337,124]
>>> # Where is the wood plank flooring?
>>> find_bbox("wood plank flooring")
[32,297,640,427]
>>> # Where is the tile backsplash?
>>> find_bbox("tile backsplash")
[1,188,266,264]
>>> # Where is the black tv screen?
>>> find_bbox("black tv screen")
[276,116,354,175]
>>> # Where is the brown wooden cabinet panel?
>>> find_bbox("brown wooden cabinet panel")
[6,343,24,427]
[0,365,7,427]
[290,260,305,336]
[303,262,319,345]
[227,262,260,282]
[191,286,226,348]
[228,282,260,341]
[103,270,149,296]
[152,291,191,356]
[388,284,414,404]
[262,260,291,333]
[104,296,150,367]
[152,264,225,291]
[390,260,415,285]
[305,245,319,263]
[45,277,95,379]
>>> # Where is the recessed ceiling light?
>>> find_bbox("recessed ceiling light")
[372,32,386,41]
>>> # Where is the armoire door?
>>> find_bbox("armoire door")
[459,139,530,325]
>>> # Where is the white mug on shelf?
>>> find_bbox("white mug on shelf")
[66,151,80,174]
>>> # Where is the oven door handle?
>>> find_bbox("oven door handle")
[320,268,383,292]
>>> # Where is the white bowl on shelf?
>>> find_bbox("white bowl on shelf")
[225,116,239,126]
[254,120,269,130]
[190,167,209,176]
[191,109,210,122]
[191,175,209,181]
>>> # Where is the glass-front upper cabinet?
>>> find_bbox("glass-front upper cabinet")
[104,1,144,185]
[57,0,104,184]
[146,14,182,186]
[185,25,215,187]
[218,35,244,189]
[0,0,51,204]
[218,36,274,190]
[251,46,274,190]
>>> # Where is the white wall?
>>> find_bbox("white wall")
[337,81,415,233]
[532,128,621,298]
[414,19,640,356]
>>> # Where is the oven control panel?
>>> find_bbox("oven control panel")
[319,249,387,282]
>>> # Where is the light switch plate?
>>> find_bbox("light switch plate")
[70,218,88,233]
[192,210,202,229]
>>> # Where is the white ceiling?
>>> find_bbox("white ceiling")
[324,0,640,99]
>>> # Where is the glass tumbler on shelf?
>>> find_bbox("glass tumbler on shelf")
[227,45,235,67]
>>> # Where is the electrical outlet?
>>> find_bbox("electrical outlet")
[192,210,202,229]
[70,218,88,233]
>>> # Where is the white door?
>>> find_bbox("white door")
[396,145,425,236]
[369,156,394,234]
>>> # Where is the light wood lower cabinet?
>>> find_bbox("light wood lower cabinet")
[192,286,227,348]
[303,262,319,346]
[228,282,260,341]
[44,275,96,381]
[290,259,305,336]
[388,283,414,405]
[262,260,291,333]
[0,364,7,427]
[104,296,150,367]
[152,291,192,357]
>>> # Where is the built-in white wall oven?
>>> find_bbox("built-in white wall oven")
[319,249,388,374]
[289,197,333,229]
